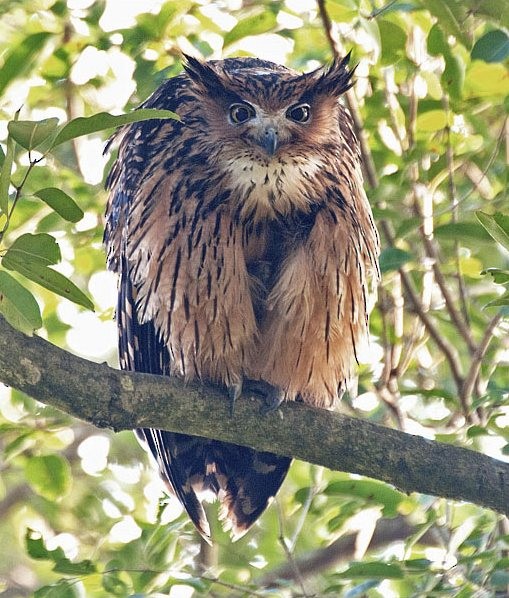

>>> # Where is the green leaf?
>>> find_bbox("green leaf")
[481,268,509,285]
[379,21,407,64]
[26,529,65,561]
[34,581,77,598]
[434,222,493,243]
[472,30,509,63]
[423,0,471,49]
[3,233,61,266]
[103,562,130,596]
[379,247,412,273]
[223,11,277,46]
[465,61,509,97]
[485,291,509,307]
[0,270,42,333]
[476,211,509,251]
[34,188,84,223]
[8,118,60,151]
[3,255,94,310]
[337,561,404,579]
[51,109,180,147]
[25,454,72,501]
[324,479,405,517]
[416,109,449,132]
[0,32,52,96]
[442,52,465,100]
[427,23,448,56]
[324,0,357,23]
[53,558,96,575]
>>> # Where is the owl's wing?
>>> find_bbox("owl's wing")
[117,253,291,541]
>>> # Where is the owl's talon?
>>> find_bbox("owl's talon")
[228,381,243,416]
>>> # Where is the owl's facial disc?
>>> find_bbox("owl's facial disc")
[227,101,311,158]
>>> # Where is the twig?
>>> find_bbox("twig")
[442,93,471,331]
[276,501,309,596]
[461,313,503,408]
[412,199,476,355]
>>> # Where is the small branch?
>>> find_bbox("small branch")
[0,316,508,517]
[461,313,503,407]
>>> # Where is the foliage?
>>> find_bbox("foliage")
[0,0,508,596]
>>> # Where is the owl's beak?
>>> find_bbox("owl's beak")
[258,127,278,156]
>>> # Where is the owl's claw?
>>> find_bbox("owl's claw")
[227,380,243,417]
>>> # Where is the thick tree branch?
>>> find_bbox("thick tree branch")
[1,315,508,516]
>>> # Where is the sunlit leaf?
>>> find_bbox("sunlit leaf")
[471,30,509,63]
[51,109,180,147]
[324,0,357,22]
[25,455,72,500]
[223,11,277,46]
[0,32,52,96]
[3,233,61,266]
[8,118,60,150]
[0,270,42,333]
[34,188,84,223]
[416,109,449,132]
[465,62,509,97]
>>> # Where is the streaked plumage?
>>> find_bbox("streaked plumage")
[105,55,379,540]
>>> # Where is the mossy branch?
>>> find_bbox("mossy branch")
[0,315,507,516]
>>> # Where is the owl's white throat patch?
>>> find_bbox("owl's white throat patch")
[226,154,323,221]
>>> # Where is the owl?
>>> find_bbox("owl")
[105,54,380,540]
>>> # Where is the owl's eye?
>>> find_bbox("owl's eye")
[286,103,310,123]
[229,103,256,124]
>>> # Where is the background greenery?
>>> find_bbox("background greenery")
[0,0,508,596]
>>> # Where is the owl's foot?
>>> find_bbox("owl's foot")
[227,380,243,417]
[243,380,285,414]
[261,386,286,414]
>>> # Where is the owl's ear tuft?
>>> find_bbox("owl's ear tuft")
[183,54,224,90]
[305,52,355,99]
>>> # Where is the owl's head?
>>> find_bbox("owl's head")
[182,54,354,161]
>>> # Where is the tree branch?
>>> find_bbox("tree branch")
[0,315,508,516]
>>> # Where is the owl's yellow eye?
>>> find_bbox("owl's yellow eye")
[229,103,256,124]
[286,104,310,123]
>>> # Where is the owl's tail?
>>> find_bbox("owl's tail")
[137,428,291,541]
